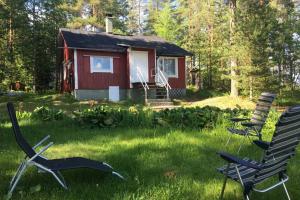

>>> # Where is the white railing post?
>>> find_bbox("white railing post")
[156,68,171,99]
[137,67,149,103]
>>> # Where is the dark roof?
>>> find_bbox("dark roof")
[59,28,192,57]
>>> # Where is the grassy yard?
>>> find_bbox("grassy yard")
[0,93,300,199]
[187,96,256,110]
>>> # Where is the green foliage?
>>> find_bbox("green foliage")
[152,2,180,44]
[73,105,154,128]
[261,109,281,137]
[186,87,226,100]
[73,105,250,129]
[32,106,64,121]
[16,111,32,120]
[62,0,128,33]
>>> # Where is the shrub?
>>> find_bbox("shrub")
[153,106,249,129]
[32,106,64,121]
[73,105,154,128]
[16,111,32,120]
[73,105,250,130]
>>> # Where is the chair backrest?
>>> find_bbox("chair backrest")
[250,92,276,132]
[254,106,300,183]
[7,102,36,158]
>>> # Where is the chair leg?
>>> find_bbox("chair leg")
[51,170,68,189]
[219,164,230,200]
[34,164,68,189]
[282,182,291,200]
[9,162,25,187]
[112,171,125,180]
[8,163,27,197]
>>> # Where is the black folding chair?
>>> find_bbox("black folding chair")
[218,105,300,200]
[7,102,124,197]
[226,92,276,153]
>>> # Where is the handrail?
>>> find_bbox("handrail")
[156,68,171,99]
[137,67,149,102]
[157,69,171,90]
[137,67,149,90]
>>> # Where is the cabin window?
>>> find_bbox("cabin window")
[90,56,113,73]
[157,57,178,78]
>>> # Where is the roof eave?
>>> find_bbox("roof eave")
[58,46,126,53]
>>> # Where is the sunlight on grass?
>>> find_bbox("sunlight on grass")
[188,96,255,109]
[0,111,299,199]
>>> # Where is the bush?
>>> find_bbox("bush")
[153,106,249,129]
[73,105,154,128]
[32,106,64,121]
[16,111,32,119]
[73,105,250,130]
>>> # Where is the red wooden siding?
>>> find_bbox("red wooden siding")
[77,50,128,89]
[168,57,186,89]
[62,45,186,92]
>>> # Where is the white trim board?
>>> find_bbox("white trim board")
[74,49,78,89]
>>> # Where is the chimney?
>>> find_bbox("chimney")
[105,14,113,33]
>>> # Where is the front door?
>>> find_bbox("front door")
[130,51,149,83]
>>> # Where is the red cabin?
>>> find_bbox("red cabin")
[57,27,192,101]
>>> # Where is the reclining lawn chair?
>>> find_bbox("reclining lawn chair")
[218,105,300,200]
[7,102,124,197]
[226,92,276,153]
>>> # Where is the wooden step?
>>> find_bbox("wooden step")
[132,82,164,89]
[146,99,173,107]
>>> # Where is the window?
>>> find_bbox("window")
[90,56,113,73]
[157,57,178,78]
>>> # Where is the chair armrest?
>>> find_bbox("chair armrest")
[33,135,50,149]
[253,140,270,150]
[29,142,53,162]
[241,121,264,128]
[217,151,261,170]
[230,118,250,122]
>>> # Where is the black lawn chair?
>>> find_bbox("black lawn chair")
[226,92,276,153]
[218,105,300,200]
[7,102,124,196]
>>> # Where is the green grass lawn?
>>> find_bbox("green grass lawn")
[187,96,256,110]
[1,118,300,200]
[1,93,300,199]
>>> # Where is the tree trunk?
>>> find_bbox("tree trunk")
[249,76,253,100]
[198,53,202,90]
[229,0,238,97]
[230,58,238,97]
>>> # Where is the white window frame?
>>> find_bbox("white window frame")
[157,57,178,78]
[90,56,113,73]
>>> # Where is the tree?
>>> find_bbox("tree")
[229,0,238,97]
[152,2,179,44]
[62,0,128,33]
[179,0,231,90]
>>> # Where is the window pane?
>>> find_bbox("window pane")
[92,57,112,72]
[158,58,163,71]
[164,58,175,76]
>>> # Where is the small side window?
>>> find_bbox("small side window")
[90,56,113,73]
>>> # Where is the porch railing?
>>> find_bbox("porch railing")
[155,68,171,99]
[137,67,149,102]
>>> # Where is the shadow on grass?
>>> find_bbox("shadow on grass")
[1,119,300,199]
